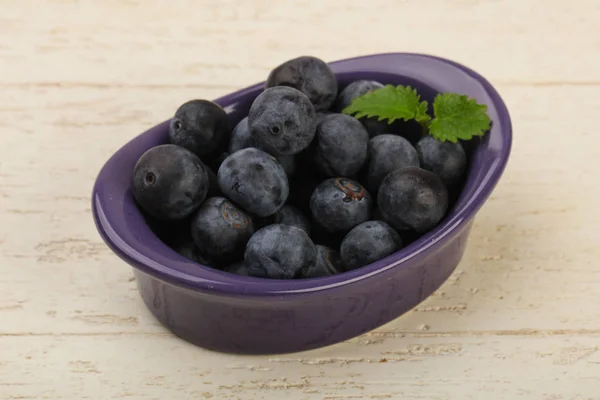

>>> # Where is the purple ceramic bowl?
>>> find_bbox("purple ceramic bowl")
[92,53,511,355]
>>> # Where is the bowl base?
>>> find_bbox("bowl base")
[134,223,471,355]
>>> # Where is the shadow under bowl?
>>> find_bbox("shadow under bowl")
[92,52,512,355]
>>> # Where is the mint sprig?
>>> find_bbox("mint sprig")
[342,85,491,143]
[428,93,490,143]
[342,85,430,124]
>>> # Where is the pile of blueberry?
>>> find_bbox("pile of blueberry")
[132,56,468,279]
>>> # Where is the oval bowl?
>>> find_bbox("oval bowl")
[92,52,512,355]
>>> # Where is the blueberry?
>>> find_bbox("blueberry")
[360,117,391,138]
[310,178,372,233]
[229,116,296,177]
[378,167,448,233]
[190,197,254,263]
[248,86,316,156]
[334,80,383,111]
[169,100,230,156]
[217,148,289,217]
[132,144,209,221]
[312,114,369,177]
[244,224,317,279]
[224,261,251,277]
[340,221,403,271]
[298,245,343,278]
[415,136,467,186]
[228,117,255,153]
[334,80,390,137]
[366,134,420,193]
[266,56,338,111]
[253,205,310,238]
[272,205,311,235]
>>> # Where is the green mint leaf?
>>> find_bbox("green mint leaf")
[342,85,429,124]
[428,93,491,143]
[415,100,431,124]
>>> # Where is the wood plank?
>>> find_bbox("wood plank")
[1,0,599,398]
[1,334,598,399]
[1,0,599,87]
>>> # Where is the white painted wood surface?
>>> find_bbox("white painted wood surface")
[1,0,599,398]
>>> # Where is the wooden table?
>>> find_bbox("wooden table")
[1,1,599,398]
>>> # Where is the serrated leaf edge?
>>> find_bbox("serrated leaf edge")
[342,84,430,125]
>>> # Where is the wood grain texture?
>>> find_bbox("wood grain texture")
[1,0,599,399]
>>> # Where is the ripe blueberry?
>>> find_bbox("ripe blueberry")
[217,148,289,217]
[244,224,317,279]
[190,197,254,263]
[228,117,254,152]
[248,86,316,156]
[360,117,391,138]
[272,205,311,235]
[340,221,403,270]
[266,56,338,111]
[378,167,448,233]
[132,144,209,221]
[334,80,390,137]
[169,99,230,156]
[252,204,310,234]
[310,178,372,233]
[366,134,420,193]
[415,136,467,186]
[229,116,296,177]
[334,80,383,111]
[298,245,343,278]
[313,114,369,178]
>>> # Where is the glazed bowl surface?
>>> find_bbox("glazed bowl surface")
[92,52,512,354]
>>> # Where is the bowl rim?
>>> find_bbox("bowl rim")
[92,52,512,297]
